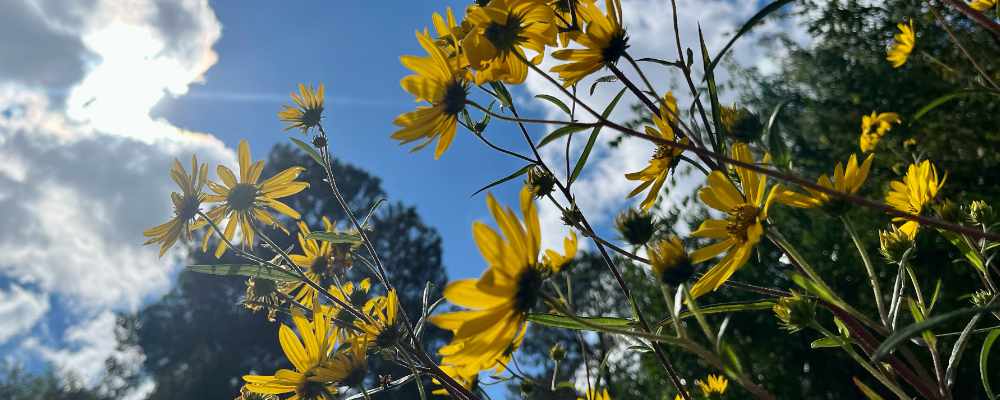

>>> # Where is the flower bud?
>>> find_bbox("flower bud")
[649,237,694,286]
[561,203,584,228]
[773,291,816,333]
[934,199,962,223]
[312,135,327,148]
[549,343,567,362]
[526,166,556,198]
[879,226,914,264]
[968,200,995,226]
[971,290,994,308]
[615,208,657,246]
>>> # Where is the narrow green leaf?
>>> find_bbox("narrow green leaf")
[487,81,513,108]
[570,87,626,183]
[289,137,324,166]
[527,313,634,331]
[654,300,775,329]
[538,124,591,148]
[982,329,1000,400]
[912,90,1000,122]
[589,75,617,96]
[852,377,887,400]
[471,164,534,196]
[707,0,795,73]
[940,230,986,272]
[636,57,680,69]
[535,94,572,116]
[699,27,726,142]
[873,305,1000,361]
[811,337,845,349]
[186,264,300,282]
[306,231,363,244]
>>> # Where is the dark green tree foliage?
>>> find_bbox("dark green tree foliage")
[0,364,106,400]
[130,144,448,399]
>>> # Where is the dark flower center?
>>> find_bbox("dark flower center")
[514,266,544,313]
[300,106,323,128]
[227,183,258,211]
[659,255,694,286]
[602,31,629,65]
[484,14,524,55]
[375,323,402,348]
[340,363,367,388]
[176,194,201,221]
[348,289,367,308]
[296,372,330,399]
[442,81,468,116]
[310,255,332,277]
[726,204,759,241]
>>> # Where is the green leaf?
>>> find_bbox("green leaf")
[186,264,300,282]
[538,124,591,148]
[873,305,1000,361]
[289,137,324,166]
[487,81,513,108]
[699,26,725,146]
[940,230,986,272]
[706,0,795,73]
[589,75,617,96]
[982,329,1000,400]
[654,300,775,329]
[912,90,1000,122]
[535,94,571,116]
[306,231,363,244]
[527,313,634,331]
[475,101,495,132]
[636,57,680,69]
[471,164,534,196]
[570,87,626,183]
[852,377,886,400]
[811,337,845,349]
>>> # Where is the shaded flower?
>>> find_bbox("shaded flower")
[885,160,945,237]
[393,30,469,159]
[773,291,817,333]
[879,225,915,264]
[887,19,915,68]
[462,0,557,84]
[719,105,763,142]
[324,337,369,388]
[279,83,325,133]
[243,277,283,322]
[689,143,780,298]
[778,153,873,212]
[430,187,576,376]
[201,140,309,257]
[358,289,403,348]
[324,278,371,324]
[548,0,596,47]
[625,92,688,211]
[859,111,901,153]
[242,306,340,400]
[615,208,656,246]
[144,155,208,256]
[649,237,694,286]
[550,0,628,87]
[283,218,339,307]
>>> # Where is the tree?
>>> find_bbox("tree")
[128,144,449,399]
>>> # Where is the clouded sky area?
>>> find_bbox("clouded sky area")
[0,0,806,396]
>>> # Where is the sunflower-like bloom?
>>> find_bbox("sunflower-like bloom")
[689,143,781,298]
[144,155,208,256]
[430,187,577,376]
[695,374,729,396]
[885,160,945,237]
[357,289,403,348]
[202,140,309,257]
[431,7,472,67]
[625,92,688,211]
[548,0,596,47]
[970,0,997,11]
[244,277,283,321]
[322,279,371,323]
[649,237,694,286]
[243,306,340,400]
[550,0,628,87]
[323,338,369,388]
[581,388,611,400]
[779,153,874,211]
[281,218,341,307]
[462,0,557,84]
[887,20,915,68]
[393,31,470,159]
[859,111,901,153]
[279,84,325,133]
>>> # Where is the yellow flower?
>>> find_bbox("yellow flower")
[779,153,874,210]
[696,374,729,396]
[357,289,403,348]
[887,20,915,68]
[625,92,688,211]
[550,0,627,87]
[393,30,469,159]
[431,7,472,67]
[202,140,309,257]
[278,83,325,133]
[548,0,596,47]
[430,187,576,376]
[243,306,340,400]
[281,218,340,307]
[431,364,479,396]
[689,143,780,298]
[859,111,901,153]
[580,388,611,400]
[885,160,945,237]
[321,279,371,323]
[462,0,557,84]
[322,337,369,388]
[649,237,694,286]
[970,0,997,11]
[144,155,208,256]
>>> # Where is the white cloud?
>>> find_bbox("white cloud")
[0,284,49,343]
[522,0,810,249]
[0,0,231,387]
